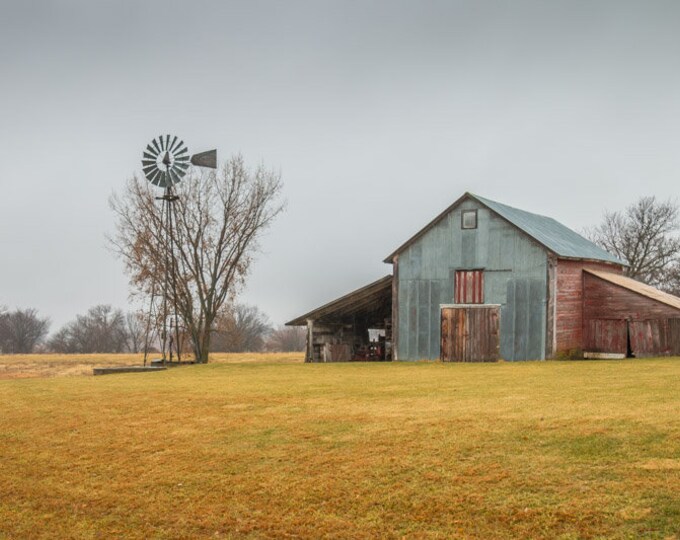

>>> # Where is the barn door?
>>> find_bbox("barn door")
[440,305,500,362]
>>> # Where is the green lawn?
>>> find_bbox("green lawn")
[1,358,680,538]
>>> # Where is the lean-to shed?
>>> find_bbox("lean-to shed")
[287,276,392,362]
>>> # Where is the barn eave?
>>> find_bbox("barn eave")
[286,275,393,326]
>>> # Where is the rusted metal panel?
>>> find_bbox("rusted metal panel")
[455,270,484,304]
[440,305,500,362]
[584,319,627,354]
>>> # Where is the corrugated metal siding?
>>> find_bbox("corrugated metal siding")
[397,199,548,361]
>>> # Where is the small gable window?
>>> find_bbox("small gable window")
[461,209,478,229]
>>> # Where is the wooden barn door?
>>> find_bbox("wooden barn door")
[440,305,500,362]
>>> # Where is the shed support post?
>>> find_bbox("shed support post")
[392,256,399,361]
[306,319,314,363]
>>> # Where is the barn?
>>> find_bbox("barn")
[288,192,680,361]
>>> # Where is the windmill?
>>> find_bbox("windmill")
[141,135,217,364]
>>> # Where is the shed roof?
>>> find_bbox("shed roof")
[584,269,680,311]
[384,192,626,266]
[286,275,392,326]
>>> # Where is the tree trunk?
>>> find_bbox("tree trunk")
[193,326,212,363]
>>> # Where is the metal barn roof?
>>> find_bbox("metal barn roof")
[286,275,393,326]
[584,269,680,311]
[384,193,626,266]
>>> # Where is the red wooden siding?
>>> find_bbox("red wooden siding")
[441,305,499,362]
[629,319,680,356]
[554,260,623,354]
[455,270,484,304]
[583,319,627,354]
[582,273,680,356]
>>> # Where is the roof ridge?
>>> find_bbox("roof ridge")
[471,193,555,221]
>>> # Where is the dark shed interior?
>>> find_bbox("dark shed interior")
[286,276,392,362]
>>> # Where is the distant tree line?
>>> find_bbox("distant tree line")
[209,304,305,353]
[48,305,137,354]
[0,303,304,355]
[0,307,50,354]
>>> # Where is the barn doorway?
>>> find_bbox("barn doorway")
[440,304,500,362]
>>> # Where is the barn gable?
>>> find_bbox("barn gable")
[385,192,625,266]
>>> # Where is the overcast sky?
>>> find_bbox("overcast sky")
[2,0,680,331]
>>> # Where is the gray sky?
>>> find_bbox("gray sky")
[2,0,680,332]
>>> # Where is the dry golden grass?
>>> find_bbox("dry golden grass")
[1,357,680,538]
[0,352,303,379]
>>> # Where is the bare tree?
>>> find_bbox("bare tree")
[110,155,284,363]
[48,305,128,353]
[586,196,680,286]
[265,325,306,352]
[0,308,50,354]
[211,304,272,352]
[125,311,145,353]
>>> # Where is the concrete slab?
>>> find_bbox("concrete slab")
[93,366,168,376]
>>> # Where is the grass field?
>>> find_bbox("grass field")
[1,355,680,539]
[0,352,303,379]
